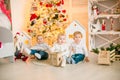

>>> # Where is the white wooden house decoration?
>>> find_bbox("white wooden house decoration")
[0,9,11,30]
[14,31,32,53]
[65,20,86,44]
[0,27,15,62]
[0,9,14,62]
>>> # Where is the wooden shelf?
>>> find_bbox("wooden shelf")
[88,0,120,50]
[90,31,120,35]
[93,14,120,19]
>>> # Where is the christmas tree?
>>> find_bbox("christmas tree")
[26,0,68,46]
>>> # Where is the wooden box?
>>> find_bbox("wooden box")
[49,52,62,66]
[115,55,120,61]
[98,50,111,65]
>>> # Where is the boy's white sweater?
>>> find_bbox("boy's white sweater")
[70,39,88,57]
[51,43,70,57]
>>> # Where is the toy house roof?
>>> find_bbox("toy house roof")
[65,20,86,43]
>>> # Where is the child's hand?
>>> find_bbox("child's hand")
[84,57,90,62]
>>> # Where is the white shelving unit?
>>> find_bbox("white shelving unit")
[88,0,120,50]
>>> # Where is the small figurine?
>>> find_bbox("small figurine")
[92,5,99,16]
[101,19,106,31]
[110,18,114,30]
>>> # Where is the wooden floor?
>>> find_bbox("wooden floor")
[0,53,120,80]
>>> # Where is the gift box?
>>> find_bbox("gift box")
[49,52,62,66]
[98,50,111,65]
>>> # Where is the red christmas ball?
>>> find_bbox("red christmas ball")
[46,4,49,7]
[30,14,37,21]
[28,29,32,33]
[56,2,61,6]
[39,2,43,6]
[63,18,67,21]
[49,4,52,7]
[43,20,47,24]
[16,32,20,35]
[62,10,66,13]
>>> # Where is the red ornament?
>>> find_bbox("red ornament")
[49,4,52,7]
[102,20,106,30]
[43,20,47,24]
[61,0,64,5]
[102,24,105,30]
[56,2,61,6]
[62,10,66,13]
[46,4,49,7]
[39,2,43,6]
[63,18,67,21]
[16,32,20,35]
[30,14,37,21]
[46,4,52,8]
[28,29,32,33]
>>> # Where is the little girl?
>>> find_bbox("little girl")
[50,33,70,67]
[24,35,50,60]
[69,31,89,64]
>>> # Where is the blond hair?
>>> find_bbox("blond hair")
[73,31,82,37]
[57,33,66,39]
[36,34,44,39]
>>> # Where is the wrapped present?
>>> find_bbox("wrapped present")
[49,52,62,66]
[98,50,111,65]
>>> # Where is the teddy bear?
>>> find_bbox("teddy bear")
[14,32,30,62]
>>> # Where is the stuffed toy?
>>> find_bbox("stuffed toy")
[14,32,31,62]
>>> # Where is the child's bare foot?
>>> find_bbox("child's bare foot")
[30,55,35,59]
[22,56,30,62]
[25,57,31,63]
[84,57,90,62]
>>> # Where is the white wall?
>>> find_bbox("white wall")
[10,0,30,35]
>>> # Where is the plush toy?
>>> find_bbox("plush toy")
[92,5,99,16]
[92,19,101,32]
[101,19,106,31]
[14,32,31,62]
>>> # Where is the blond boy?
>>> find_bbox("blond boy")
[69,31,89,64]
